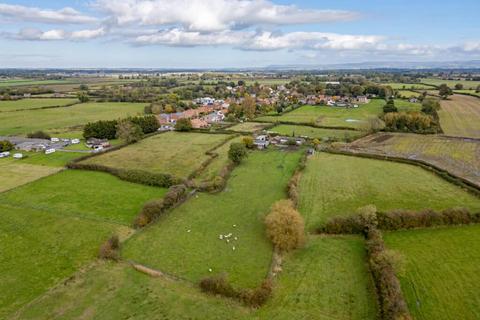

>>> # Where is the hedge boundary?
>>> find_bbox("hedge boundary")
[0,100,81,113]
[251,119,361,132]
[324,148,480,197]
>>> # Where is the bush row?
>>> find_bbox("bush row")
[98,235,120,261]
[365,225,411,320]
[195,162,235,193]
[83,115,159,139]
[199,274,273,308]
[133,184,188,228]
[318,207,480,234]
[67,162,178,188]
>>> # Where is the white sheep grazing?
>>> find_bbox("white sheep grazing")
[219,235,223,240]
[232,246,236,251]
[187,229,191,233]
[227,239,230,243]
[234,237,238,240]
[233,224,237,228]
[208,268,212,272]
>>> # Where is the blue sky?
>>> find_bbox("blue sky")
[0,0,479,68]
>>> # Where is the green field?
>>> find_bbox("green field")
[397,90,421,98]
[10,262,248,320]
[0,79,73,88]
[0,98,78,112]
[0,170,165,225]
[384,83,435,90]
[299,153,480,230]
[0,203,130,318]
[0,102,147,135]
[454,89,480,97]
[385,225,480,320]
[256,99,421,128]
[123,150,301,288]
[421,78,480,89]
[270,124,364,141]
[349,133,480,186]
[256,235,377,319]
[438,95,480,138]
[83,132,232,179]
[228,122,271,132]
[0,162,60,193]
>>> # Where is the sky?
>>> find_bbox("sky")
[0,0,479,68]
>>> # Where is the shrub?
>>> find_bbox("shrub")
[27,130,51,140]
[240,279,273,307]
[383,98,398,113]
[383,111,437,133]
[199,274,238,299]
[287,171,301,207]
[98,235,120,260]
[0,140,14,152]
[265,199,305,252]
[175,118,193,131]
[242,136,254,149]
[130,115,160,134]
[228,143,248,164]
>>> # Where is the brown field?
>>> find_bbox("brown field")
[345,133,480,187]
[439,95,480,138]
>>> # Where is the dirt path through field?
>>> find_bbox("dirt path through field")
[439,95,480,138]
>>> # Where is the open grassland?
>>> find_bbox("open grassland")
[123,150,301,288]
[384,225,480,320]
[0,98,78,112]
[18,151,85,167]
[0,162,60,193]
[195,135,244,182]
[438,95,480,138]
[299,153,480,230]
[83,132,232,179]
[0,79,73,87]
[421,78,480,89]
[256,99,421,128]
[256,235,377,320]
[0,170,165,225]
[0,102,147,136]
[0,204,130,318]
[347,133,480,187]
[384,83,435,90]
[228,122,271,132]
[397,90,421,98]
[270,124,364,141]
[454,89,480,97]
[10,262,248,320]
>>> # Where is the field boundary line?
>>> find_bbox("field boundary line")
[324,149,480,197]
[0,101,81,113]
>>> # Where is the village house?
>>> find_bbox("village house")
[191,118,209,129]
[253,135,270,149]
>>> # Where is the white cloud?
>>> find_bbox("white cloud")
[13,27,106,41]
[95,0,360,32]
[0,3,97,24]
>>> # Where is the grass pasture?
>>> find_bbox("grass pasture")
[83,132,232,179]
[439,95,480,138]
[256,235,377,320]
[270,124,364,141]
[384,83,435,90]
[385,225,480,320]
[0,204,130,318]
[299,153,480,229]
[0,170,165,225]
[256,99,421,128]
[396,90,421,98]
[123,150,302,288]
[0,79,73,88]
[0,98,78,112]
[0,161,60,193]
[10,262,248,320]
[348,133,480,186]
[454,89,480,97]
[228,122,272,133]
[0,102,147,136]
[421,78,480,89]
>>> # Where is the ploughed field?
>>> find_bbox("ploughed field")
[255,99,421,128]
[82,132,234,180]
[438,95,480,138]
[384,225,480,320]
[0,102,147,135]
[298,153,480,230]
[346,132,480,187]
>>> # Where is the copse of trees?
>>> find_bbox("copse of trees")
[383,98,398,113]
[83,115,159,139]
[116,119,144,143]
[421,98,441,116]
[174,118,192,131]
[383,111,436,133]
[454,83,463,90]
